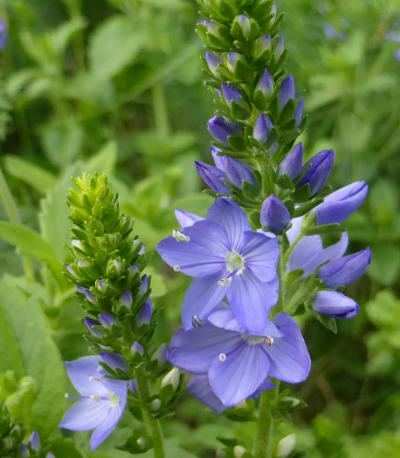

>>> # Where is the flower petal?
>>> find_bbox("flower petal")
[187,375,226,413]
[167,326,241,374]
[156,220,227,277]
[181,274,227,330]
[250,378,275,399]
[59,399,108,431]
[313,291,359,319]
[207,198,251,250]
[264,313,311,384]
[90,405,124,450]
[175,209,203,229]
[208,342,270,406]
[65,356,107,397]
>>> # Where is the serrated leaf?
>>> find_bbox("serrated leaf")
[312,310,338,334]
[304,223,344,236]
[0,280,66,437]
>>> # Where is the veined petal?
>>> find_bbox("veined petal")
[209,342,270,406]
[286,216,304,244]
[59,399,108,431]
[156,220,227,277]
[241,231,279,282]
[167,326,241,375]
[187,375,226,413]
[90,405,124,450]
[264,313,311,384]
[175,209,203,229]
[318,231,349,264]
[250,377,275,399]
[207,198,251,250]
[287,235,323,277]
[207,306,247,334]
[65,356,107,397]
[227,271,279,335]
[182,274,227,330]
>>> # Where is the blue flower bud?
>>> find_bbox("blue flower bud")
[260,195,291,233]
[76,285,96,303]
[205,51,223,78]
[99,313,116,329]
[221,83,245,107]
[138,298,153,325]
[131,341,144,356]
[274,34,285,61]
[211,146,254,188]
[253,114,273,144]
[254,68,274,110]
[278,75,295,111]
[84,317,104,338]
[29,431,40,451]
[100,352,128,371]
[315,181,368,225]
[153,343,167,367]
[207,116,243,145]
[318,247,372,288]
[231,14,257,41]
[252,34,271,61]
[195,161,230,194]
[128,380,137,392]
[313,291,359,319]
[277,143,303,180]
[294,97,304,127]
[225,52,250,80]
[140,274,149,295]
[298,149,334,196]
[121,291,133,308]
[0,21,7,50]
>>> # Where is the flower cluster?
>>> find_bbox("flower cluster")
[156,0,371,411]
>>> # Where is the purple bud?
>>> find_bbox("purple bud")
[294,97,304,127]
[252,34,271,61]
[138,298,153,325]
[46,454,56,458]
[260,195,291,233]
[29,431,40,451]
[205,51,223,78]
[278,75,295,110]
[211,147,255,188]
[131,341,144,356]
[175,209,203,229]
[20,445,29,457]
[221,83,245,107]
[100,352,128,371]
[0,21,7,50]
[198,19,219,35]
[274,34,285,61]
[236,14,251,39]
[318,247,372,288]
[315,181,368,226]
[195,161,230,194]
[253,114,273,144]
[226,52,241,73]
[255,68,274,98]
[128,380,137,392]
[298,149,335,196]
[324,25,337,39]
[207,116,243,145]
[66,264,78,278]
[153,343,167,366]
[278,143,304,180]
[121,291,133,308]
[140,275,149,295]
[99,313,116,329]
[97,279,106,292]
[76,285,96,303]
[313,291,359,319]
[84,318,104,338]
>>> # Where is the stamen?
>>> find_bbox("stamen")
[218,277,232,287]
[90,395,101,401]
[264,336,274,346]
[89,376,101,381]
[173,265,181,272]
[172,230,190,242]
[192,315,203,327]
[218,353,227,362]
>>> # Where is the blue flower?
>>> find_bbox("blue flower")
[312,291,359,319]
[208,116,243,145]
[260,194,291,233]
[297,149,334,196]
[168,306,311,407]
[59,356,127,450]
[157,198,279,334]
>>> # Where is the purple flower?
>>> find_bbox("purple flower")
[205,51,223,78]
[297,149,334,196]
[0,21,7,50]
[208,116,243,145]
[278,143,304,180]
[195,161,230,194]
[253,114,273,144]
[314,181,368,225]
[157,198,280,334]
[59,356,127,450]
[168,306,311,407]
[278,75,295,111]
[313,291,359,319]
[261,195,291,233]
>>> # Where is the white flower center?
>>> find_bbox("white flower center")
[108,392,120,407]
[225,251,245,274]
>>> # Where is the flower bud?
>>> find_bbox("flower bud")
[84,318,104,338]
[151,399,161,412]
[198,19,230,48]
[254,68,274,109]
[276,433,296,457]
[252,34,271,61]
[315,181,368,225]
[313,291,359,319]
[278,75,295,111]
[120,291,133,308]
[253,114,273,144]
[138,298,153,325]
[140,275,149,296]
[76,285,97,304]
[297,149,334,196]
[318,247,372,288]
[153,343,167,367]
[0,21,8,50]
[99,313,116,329]
[277,143,303,180]
[231,14,259,42]
[100,352,128,371]
[233,445,247,458]
[131,341,144,356]
[294,97,304,127]
[274,34,285,61]
[161,367,180,391]
[195,161,230,194]
[260,195,291,233]
[211,146,254,189]
[205,51,223,78]
[225,52,251,80]
[29,431,40,451]
[208,116,243,146]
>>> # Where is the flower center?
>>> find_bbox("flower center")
[225,251,245,274]
[243,335,265,345]
[108,392,120,407]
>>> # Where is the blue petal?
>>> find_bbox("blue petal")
[90,404,125,450]
[175,209,203,229]
[65,356,106,396]
[182,274,227,329]
[167,326,242,374]
[195,161,230,194]
[59,399,108,431]
[208,342,270,406]
[250,378,275,399]
[207,198,251,251]
[263,313,311,384]
[278,143,303,181]
[157,220,227,277]
[187,375,226,413]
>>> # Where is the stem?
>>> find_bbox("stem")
[152,81,170,139]
[253,384,280,458]
[135,367,165,458]
[0,166,34,280]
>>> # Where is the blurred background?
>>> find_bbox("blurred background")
[1,0,400,456]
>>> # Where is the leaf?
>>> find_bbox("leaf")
[86,141,117,176]
[368,244,400,286]
[0,280,66,438]
[89,15,147,79]
[0,221,65,286]
[4,155,57,193]
[136,439,197,458]
[311,309,337,334]
[303,223,344,236]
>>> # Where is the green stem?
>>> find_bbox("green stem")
[0,166,34,280]
[135,367,165,458]
[152,81,170,139]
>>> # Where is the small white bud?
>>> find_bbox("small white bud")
[71,239,84,250]
[282,396,300,407]
[233,445,247,458]
[172,230,190,242]
[276,433,296,457]
[150,399,161,411]
[137,437,147,448]
[161,367,180,391]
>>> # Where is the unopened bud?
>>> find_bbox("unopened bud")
[161,367,180,391]
[276,433,296,457]
[150,399,161,412]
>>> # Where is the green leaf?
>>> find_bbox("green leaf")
[368,244,400,286]
[0,280,66,437]
[0,221,65,286]
[4,156,57,193]
[86,141,117,176]
[303,223,344,236]
[311,309,337,334]
[136,439,197,458]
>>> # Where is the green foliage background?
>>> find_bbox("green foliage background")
[1,0,400,456]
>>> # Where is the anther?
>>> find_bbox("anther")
[173,265,181,272]
[192,315,203,327]
[172,230,190,242]
[218,277,232,287]
[264,336,274,346]
[218,353,227,362]
[89,376,100,382]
